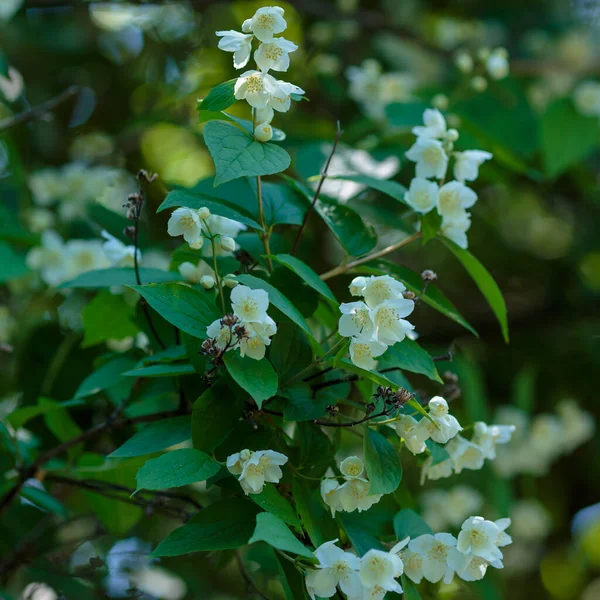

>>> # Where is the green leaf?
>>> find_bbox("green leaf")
[269,254,336,301]
[329,358,399,390]
[82,290,139,347]
[269,322,313,380]
[203,121,291,186]
[420,209,442,244]
[249,513,314,558]
[199,110,287,142]
[136,448,220,491]
[541,98,599,178]
[385,102,430,128]
[284,177,377,256]
[328,175,408,206]
[224,352,278,408]
[393,509,432,540]
[39,398,83,462]
[20,485,67,517]
[440,239,509,342]
[129,282,221,340]
[199,79,237,112]
[338,512,386,556]
[425,439,450,465]
[0,242,29,282]
[192,381,243,453]
[74,355,137,400]
[7,398,83,429]
[259,181,306,226]
[0,49,9,78]
[292,479,338,548]
[363,428,402,495]
[124,363,196,377]
[138,345,188,365]
[378,339,442,383]
[236,274,314,340]
[250,486,301,528]
[280,384,329,422]
[401,575,423,600]
[60,267,181,289]
[152,497,261,556]
[513,365,536,414]
[108,416,191,458]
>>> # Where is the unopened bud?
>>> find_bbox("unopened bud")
[477,47,491,61]
[200,275,215,290]
[223,274,238,288]
[455,51,473,73]
[421,269,438,282]
[189,237,204,250]
[402,291,416,300]
[365,402,376,415]
[471,76,488,92]
[445,129,459,143]
[432,93,449,111]
[220,236,236,253]
[254,122,273,143]
[197,207,210,220]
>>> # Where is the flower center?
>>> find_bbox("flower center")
[239,299,259,318]
[375,307,397,329]
[413,189,431,208]
[423,146,443,165]
[439,190,460,213]
[263,43,283,60]
[179,215,196,229]
[352,343,371,359]
[246,74,264,93]
[257,14,276,30]
[429,542,448,561]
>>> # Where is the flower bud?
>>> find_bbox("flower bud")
[256,107,274,125]
[455,51,473,73]
[421,269,438,282]
[445,129,459,143]
[471,76,488,92]
[447,113,462,128]
[254,122,273,143]
[223,274,238,288]
[197,207,210,220]
[189,237,204,250]
[486,51,509,80]
[200,275,215,289]
[477,47,491,61]
[220,236,236,253]
[432,93,449,111]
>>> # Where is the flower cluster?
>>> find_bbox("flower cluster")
[404,108,493,249]
[320,456,383,516]
[204,285,277,361]
[215,6,304,142]
[305,515,512,598]
[167,205,246,255]
[492,400,595,477]
[421,485,484,532]
[338,275,415,370]
[454,47,510,91]
[226,449,287,495]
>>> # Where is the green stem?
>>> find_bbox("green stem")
[256,175,273,272]
[205,223,226,315]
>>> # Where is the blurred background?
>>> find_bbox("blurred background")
[0,0,599,599]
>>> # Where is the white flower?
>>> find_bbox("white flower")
[234,70,277,109]
[401,547,425,583]
[422,486,484,531]
[556,399,595,452]
[404,177,439,214]
[573,81,600,118]
[215,30,254,69]
[238,319,277,360]
[220,236,236,253]
[167,207,204,245]
[408,533,458,583]
[456,516,505,563]
[412,109,447,139]
[207,318,233,351]
[420,456,453,484]
[178,260,214,284]
[63,240,110,279]
[441,212,471,249]
[226,448,252,475]
[370,298,415,346]
[349,339,387,371]
[339,301,375,341]
[471,421,515,460]
[528,414,563,461]
[101,231,139,267]
[254,122,273,142]
[510,500,552,542]
[447,550,502,581]
[417,397,462,445]
[306,540,362,599]
[230,284,270,323]
[360,275,406,309]
[405,137,448,180]
[437,181,478,222]
[22,582,58,600]
[359,547,405,593]
[243,6,287,43]
[268,78,305,112]
[205,214,247,238]
[349,276,367,297]
[254,38,298,72]
[347,59,381,106]
[453,150,493,183]
[337,478,383,513]
[340,456,365,479]
[321,479,344,517]
[237,449,288,494]
[396,415,427,455]
[446,435,485,473]
[486,49,509,80]
[26,230,68,286]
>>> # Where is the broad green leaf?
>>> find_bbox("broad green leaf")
[420,209,442,244]
[280,384,329,422]
[7,398,83,429]
[393,509,432,540]
[249,513,314,558]
[74,355,137,400]
[39,397,83,462]
[513,365,536,414]
[199,110,287,141]
[124,363,196,377]
[203,120,291,186]
[82,290,139,347]
[338,512,385,556]
[259,180,306,226]
[20,485,67,517]
[152,497,261,556]
[363,427,402,495]
[138,345,188,365]
[541,98,599,178]
[236,274,314,340]
[192,381,243,453]
[136,448,220,491]
[328,175,408,206]
[284,177,377,256]
[385,102,430,128]
[129,282,221,339]
[295,422,335,479]
[269,254,336,301]
[269,322,313,380]
[108,416,190,458]
[440,239,509,342]
[198,79,236,112]
[378,339,442,383]
[60,267,181,289]
[292,479,338,548]
[401,575,423,600]
[0,242,29,283]
[425,439,450,465]
[224,353,278,408]
[250,485,301,528]
[328,358,399,390]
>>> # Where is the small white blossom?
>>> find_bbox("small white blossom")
[340,456,365,479]
[446,435,485,473]
[349,339,387,370]
[235,449,288,494]
[254,38,298,72]
[226,448,253,475]
[219,236,236,253]
[441,212,471,249]
[437,181,478,222]
[234,70,277,108]
[101,231,139,267]
[243,6,287,43]
[360,275,406,309]
[370,298,415,345]
[471,421,515,460]
[447,550,502,581]
[456,516,506,563]
[396,415,427,455]
[197,207,210,220]
[167,207,204,245]
[573,81,600,118]
[230,284,270,323]
[178,260,213,284]
[420,456,453,484]
[26,230,68,286]
[408,533,458,583]
[339,301,375,341]
[404,177,439,214]
[556,399,595,452]
[337,478,383,513]
[321,479,344,517]
[401,547,425,583]
[206,318,233,351]
[412,108,447,139]
[453,150,493,183]
[359,546,406,593]
[254,122,273,142]
[349,276,367,297]
[215,30,253,69]
[417,397,462,445]
[486,49,509,80]
[238,318,277,360]
[268,78,305,112]
[405,137,448,180]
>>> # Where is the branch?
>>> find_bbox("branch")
[290,121,343,256]
[0,86,79,131]
[320,231,422,281]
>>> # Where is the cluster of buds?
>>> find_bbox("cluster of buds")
[454,47,509,92]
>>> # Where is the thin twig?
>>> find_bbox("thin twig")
[256,175,273,271]
[291,121,343,256]
[0,85,79,131]
[320,231,422,281]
